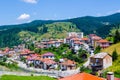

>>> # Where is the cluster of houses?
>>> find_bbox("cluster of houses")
[35,32,110,54]
[19,50,76,71]
[0,32,112,72]
[36,39,64,48]
[0,46,76,71]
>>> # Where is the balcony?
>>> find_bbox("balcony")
[91,63,103,71]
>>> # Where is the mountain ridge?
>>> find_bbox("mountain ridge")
[0,13,120,47]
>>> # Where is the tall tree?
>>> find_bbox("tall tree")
[112,49,118,61]
[94,46,101,54]
[114,30,120,43]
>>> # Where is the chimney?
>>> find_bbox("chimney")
[107,72,114,80]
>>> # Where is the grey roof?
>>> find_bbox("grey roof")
[91,52,108,58]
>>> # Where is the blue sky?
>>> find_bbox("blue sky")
[0,0,120,25]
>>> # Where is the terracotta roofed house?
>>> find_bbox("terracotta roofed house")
[81,37,89,44]
[97,39,110,49]
[58,72,105,80]
[60,59,76,71]
[41,58,57,70]
[42,52,55,59]
[89,34,102,48]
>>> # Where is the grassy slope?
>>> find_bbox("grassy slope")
[102,42,120,54]
[102,43,120,78]
[38,22,80,39]
[1,75,56,80]
[105,56,120,78]
[18,22,80,41]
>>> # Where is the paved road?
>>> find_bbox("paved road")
[16,60,80,78]
[4,57,80,78]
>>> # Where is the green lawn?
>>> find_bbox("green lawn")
[102,43,120,78]
[1,75,57,80]
[102,42,120,55]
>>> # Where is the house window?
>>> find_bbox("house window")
[96,59,99,62]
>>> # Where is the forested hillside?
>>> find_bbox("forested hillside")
[1,13,120,47]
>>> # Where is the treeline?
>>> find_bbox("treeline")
[113,29,120,43]
[0,20,55,47]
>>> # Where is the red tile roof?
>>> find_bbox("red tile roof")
[26,54,41,60]
[58,72,105,80]
[97,39,109,43]
[42,52,54,56]
[71,38,81,41]
[42,58,56,65]
[61,59,76,66]
[115,78,120,80]
[21,49,31,53]
[81,38,89,41]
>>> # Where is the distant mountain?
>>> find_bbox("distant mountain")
[0,13,120,47]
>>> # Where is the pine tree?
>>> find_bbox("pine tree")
[94,46,101,54]
[112,49,118,61]
[114,30,120,43]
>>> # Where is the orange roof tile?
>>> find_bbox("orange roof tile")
[58,72,105,80]
[81,38,89,41]
[115,78,120,80]
[97,39,109,43]
[42,58,56,65]
[61,59,76,66]
[71,38,81,41]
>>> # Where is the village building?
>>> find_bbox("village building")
[41,58,57,70]
[81,37,89,44]
[67,32,83,38]
[90,52,112,71]
[96,39,110,49]
[89,34,102,48]
[41,52,55,59]
[59,59,76,71]
[19,49,34,59]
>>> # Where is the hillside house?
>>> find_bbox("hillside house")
[59,59,76,71]
[46,41,55,48]
[19,49,34,59]
[70,38,82,47]
[90,52,112,71]
[89,34,102,48]
[96,39,110,49]
[55,40,64,47]
[81,38,89,44]
[73,41,83,52]
[41,58,57,70]
[41,52,55,59]
[67,32,83,38]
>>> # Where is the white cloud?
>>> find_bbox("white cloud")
[17,13,30,20]
[22,0,38,4]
